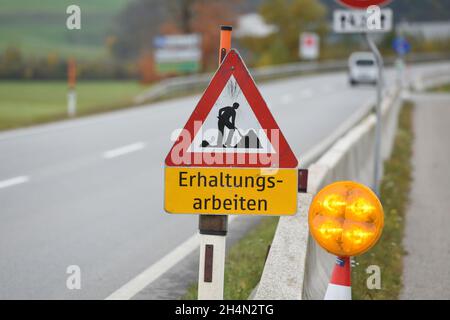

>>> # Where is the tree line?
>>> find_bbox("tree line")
[1,0,449,81]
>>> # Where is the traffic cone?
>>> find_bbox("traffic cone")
[324,256,352,300]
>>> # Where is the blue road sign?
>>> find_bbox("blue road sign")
[153,36,166,49]
[393,37,411,56]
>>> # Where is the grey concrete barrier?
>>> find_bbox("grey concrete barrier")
[254,85,402,300]
[412,64,450,92]
[253,60,450,300]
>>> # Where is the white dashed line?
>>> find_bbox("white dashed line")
[103,142,146,159]
[0,176,30,189]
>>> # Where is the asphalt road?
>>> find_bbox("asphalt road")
[0,61,447,299]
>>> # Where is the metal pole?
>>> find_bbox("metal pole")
[396,26,406,91]
[197,25,232,300]
[365,33,383,196]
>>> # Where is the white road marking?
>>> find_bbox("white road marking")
[103,142,146,159]
[0,176,29,189]
[106,215,237,300]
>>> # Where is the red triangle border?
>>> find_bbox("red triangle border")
[164,50,298,168]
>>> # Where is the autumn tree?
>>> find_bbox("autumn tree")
[156,0,239,70]
[111,0,239,71]
[243,0,327,66]
[190,1,238,70]
[111,0,168,60]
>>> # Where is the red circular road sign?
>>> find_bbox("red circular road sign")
[336,0,391,8]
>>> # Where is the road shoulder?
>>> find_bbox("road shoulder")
[401,93,450,299]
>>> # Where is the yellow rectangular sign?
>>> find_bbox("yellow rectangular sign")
[164,167,298,215]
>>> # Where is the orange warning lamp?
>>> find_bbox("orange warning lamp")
[308,181,384,257]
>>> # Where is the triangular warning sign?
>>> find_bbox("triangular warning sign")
[165,49,298,168]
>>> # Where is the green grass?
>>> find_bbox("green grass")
[0,80,148,130]
[0,0,129,59]
[183,217,279,300]
[0,0,128,12]
[432,84,450,93]
[352,102,414,300]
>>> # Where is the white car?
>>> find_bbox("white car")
[348,52,379,86]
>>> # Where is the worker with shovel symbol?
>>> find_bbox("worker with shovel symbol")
[217,102,239,147]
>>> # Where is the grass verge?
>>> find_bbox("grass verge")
[182,217,279,300]
[431,83,450,93]
[0,81,147,131]
[352,101,414,299]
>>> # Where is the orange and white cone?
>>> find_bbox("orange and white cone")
[324,256,352,300]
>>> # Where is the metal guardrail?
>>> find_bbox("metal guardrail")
[412,66,450,92]
[134,52,450,105]
[134,59,347,104]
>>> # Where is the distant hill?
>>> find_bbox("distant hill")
[0,0,129,59]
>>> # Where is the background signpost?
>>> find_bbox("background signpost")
[333,8,393,33]
[337,0,391,8]
[333,0,393,196]
[153,34,202,75]
[393,36,411,56]
[299,32,320,60]
[393,35,410,88]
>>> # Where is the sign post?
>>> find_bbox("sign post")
[333,8,393,33]
[164,26,298,300]
[67,58,77,117]
[198,25,231,300]
[393,35,410,88]
[153,34,202,75]
[333,0,393,196]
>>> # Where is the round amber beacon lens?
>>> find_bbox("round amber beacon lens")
[308,181,384,257]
